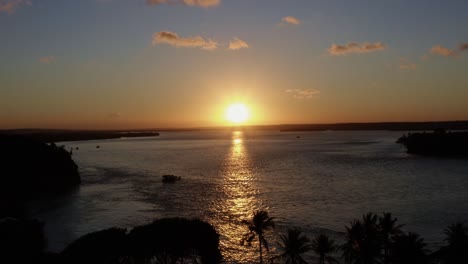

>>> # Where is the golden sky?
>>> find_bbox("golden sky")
[1,0,468,129]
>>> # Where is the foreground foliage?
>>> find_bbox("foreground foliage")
[0,217,221,264]
[242,210,275,264]
[311,234,338,264]
[275,228,313,264]
[0,213,467,263]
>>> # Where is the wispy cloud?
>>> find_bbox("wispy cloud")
[0,0,31,14]
[228,38,249,51]
[146,0,220,8]
[39,56,55,64]
[399,58,416,70]
[152,31,218,51]
[460,43,468,51]
[285,89,320,99]
[281,16,301,25]
[328,42,386,55]
[420,54,429,61]
[107,112,121,119]
[430,45,457,57]
[429,43,468,57]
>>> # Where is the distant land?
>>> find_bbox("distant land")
[397,130,468,157]
[2,121,468,142]
[150,120,468,132]
[0,130,160,143]
[274,121,468,132]
[139,120,468,132]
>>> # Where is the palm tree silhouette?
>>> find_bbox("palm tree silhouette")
[378,212,403,264]
[444,222,467,248]
[241,210,275,264]
[311,234,339,264]
[438,222,468,263]
[390,232,428,264]
[275,228,312,264]
[342,213,381,264]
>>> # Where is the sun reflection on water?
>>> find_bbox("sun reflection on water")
[211,131,264,263]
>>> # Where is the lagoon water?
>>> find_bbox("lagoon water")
[28,130,468,262]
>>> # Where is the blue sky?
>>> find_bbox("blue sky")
[1,0,468,129]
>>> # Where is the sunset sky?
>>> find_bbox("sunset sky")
[1,0,468,129]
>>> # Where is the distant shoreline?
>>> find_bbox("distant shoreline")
[2,121,468,137]
[276,121,468,132]
[132,120,468,132]
[0,131,160,143]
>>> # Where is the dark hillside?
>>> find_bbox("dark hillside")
[0,135,80,203]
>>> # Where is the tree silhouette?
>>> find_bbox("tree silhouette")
[390,232,428,264]
[341,213,381,264]
[241,210,275,264]
[61,227,128,264]
[435,222,468,263]
[0,218,46,264]
[311,234,338,264]
[275,228,312,264]
[0,135,80,201]
[128,218,222,264]
[378,212,403,264]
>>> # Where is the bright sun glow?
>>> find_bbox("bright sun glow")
[226,103,250,124]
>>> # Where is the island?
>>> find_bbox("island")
[397,129,468,157]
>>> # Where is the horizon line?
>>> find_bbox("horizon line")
[2,120,468,132]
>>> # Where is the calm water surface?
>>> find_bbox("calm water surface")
[27,131,468,262]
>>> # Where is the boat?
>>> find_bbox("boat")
[162,175,181,183]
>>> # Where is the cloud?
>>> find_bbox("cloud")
[39,56,55,64]
[228,38,249,50]
[430,45,457,57]
[146,0,220,8]
[0,0,31,14]
[152,31,218,50]
[281,16,301,25]
[399,63,416,70]
[328,42,386,55]
[107,112,121,119]
[285,89,320,99]
[429,43,468,57]
[399,58,416,70]
[420,54,429,61]
[460,43,468,51]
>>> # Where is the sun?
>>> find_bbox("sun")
[225,103,250,124]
